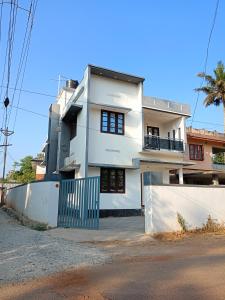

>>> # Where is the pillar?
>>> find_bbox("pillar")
[212,174,219,185]
[178,168,183,185]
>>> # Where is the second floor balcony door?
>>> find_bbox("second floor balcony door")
[147,126,160,149]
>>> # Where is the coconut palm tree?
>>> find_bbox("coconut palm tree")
[196,61,225,132]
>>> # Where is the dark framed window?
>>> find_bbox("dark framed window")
[189,144,204,161]
[101,110,124,135]
[100,168,125,193]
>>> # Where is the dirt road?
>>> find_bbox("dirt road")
[2,234,225,299]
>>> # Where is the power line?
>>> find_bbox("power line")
[0,85,56,98]
[5,0,18,98]
[191,0,220,126]
[11,0,38,131]
[0,0,17,143]
[7,0,34,126]
[1,100,224,144]
[0,1,3,55]
[0,1,31,13]
[187,119,224,128]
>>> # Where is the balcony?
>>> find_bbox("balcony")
[144,135,184,152]
[212,149,225,171]
[212,162,225,171]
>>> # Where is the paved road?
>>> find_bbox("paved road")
[50,216,146,242]
[0,209,108,284]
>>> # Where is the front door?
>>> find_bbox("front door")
[147,126,160,137]
[147,126,160,149]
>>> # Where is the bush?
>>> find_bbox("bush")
[177,213,188,232]
[201,215,225,233]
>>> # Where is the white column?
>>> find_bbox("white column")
[178,168,183,185]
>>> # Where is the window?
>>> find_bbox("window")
[101,110,124,135]
[189,144,204,161]
[100,168,125,193]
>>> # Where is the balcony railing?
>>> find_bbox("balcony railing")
[144,135,184,152]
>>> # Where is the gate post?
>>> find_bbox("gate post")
[144,185,153,233]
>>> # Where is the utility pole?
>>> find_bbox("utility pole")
[0,98,14,204]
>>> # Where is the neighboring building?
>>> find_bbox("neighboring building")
[183,127,225,185]
[45,65,191,216]
[31,157,46,181]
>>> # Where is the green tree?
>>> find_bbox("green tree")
[196,61,225,131]
[7,156,35,183]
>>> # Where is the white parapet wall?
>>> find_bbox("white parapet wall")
[144,185,225,233]
[5,181,59,227]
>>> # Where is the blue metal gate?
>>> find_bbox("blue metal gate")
[57,176,100,229]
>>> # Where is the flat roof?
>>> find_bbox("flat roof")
[89,64,145,84]
[187,128,225,144]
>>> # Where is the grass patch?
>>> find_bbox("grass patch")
[2,206,48,231]
[30,223,48,231]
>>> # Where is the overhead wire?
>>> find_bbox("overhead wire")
[0,0,3,55]
[11,0,38,131]
[5,0,18,100]
[0,85,56,98]
[191,0,220,126]
[1,101,225,146]
[0,1,11,104]
[6,0,33,126]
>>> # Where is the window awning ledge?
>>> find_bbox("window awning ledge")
[90,102,131,114]
[62,104,83,122]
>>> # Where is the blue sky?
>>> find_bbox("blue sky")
[0,0,225,171]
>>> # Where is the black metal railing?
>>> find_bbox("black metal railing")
[144,135,184,152]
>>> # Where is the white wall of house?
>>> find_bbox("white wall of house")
[88,75,143,167]
[145,185,225,233]
[69,68,89,178]
[89,167,141,209]
[46,66,190,213]
[6,181,59,227]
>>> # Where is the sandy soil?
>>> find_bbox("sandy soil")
[2,233,225,299]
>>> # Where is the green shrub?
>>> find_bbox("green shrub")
[177,212,188,232]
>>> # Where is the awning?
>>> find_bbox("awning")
[89,102,131,114]
[133,158,195,168]
[89,162,139,169]
[59,163,80,172]
[62,104,83,122]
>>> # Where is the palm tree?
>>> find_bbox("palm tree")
[196,61,225,132]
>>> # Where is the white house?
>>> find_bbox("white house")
[45,65,192,216]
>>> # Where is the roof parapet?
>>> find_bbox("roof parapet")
[143,96,191,117]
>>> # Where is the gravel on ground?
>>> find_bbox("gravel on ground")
[2,233,225,300]
[0,208,109,284]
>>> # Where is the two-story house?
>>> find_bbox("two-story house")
[182,127,225,185]
[45,65,191,216]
